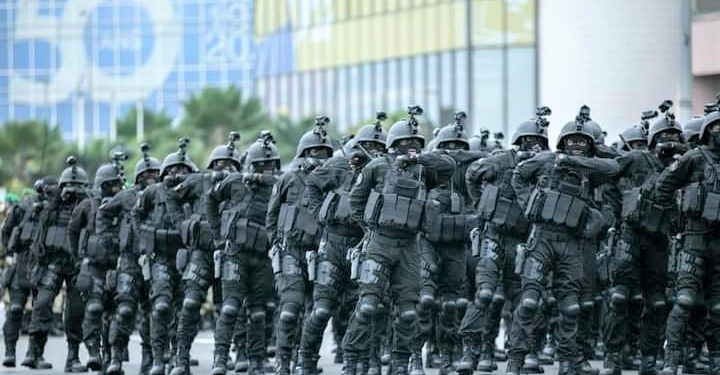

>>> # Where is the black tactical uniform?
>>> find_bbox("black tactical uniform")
[458,109,551,375]
[657,108,720,374]
[505,107,618,375]
[25,157,89,372]
[136,140,196,375]
[298,119,388,375]
[170,133,244,375]
[104,144,161,375]
[73,156,126,372]
[342,107,455,375]
[1,178,53,368]
[414,112,482,375]
[209,135,279,375]
[266,118,333,375]
[602,106,687,375]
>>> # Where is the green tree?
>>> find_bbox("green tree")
[0,120,68,186]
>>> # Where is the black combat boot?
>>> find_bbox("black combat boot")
[408,350,425,375]
[65,342,87,372]
[247,358,265,375]
[576,358,599,375]
[659,349,681,375]
[3,338,16,367]
[210,349,229,375]
[140,344,153,375]
[505,358,523,375]
[106,345,124,375]
[523,352,545,374]
[600,352,622,375]
[85,340,103,371]
[234,347,249,372]
[170,345,191,375]
[683,346,709,374]
[640,355,658,375]
[392,355,410,375]
[477,342,498,372]
[148,346,166,375]
[438,349,454,375]
[275,354,291,375]
[558,361,577,375]
[342,353,358,375]
[456,337,479,374]
[708,356,720,375]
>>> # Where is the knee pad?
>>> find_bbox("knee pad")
[676,289,696,310]
[153,300,170,319]
[610,286,628,308]
[87,301,104,317]
[419,294,435,311]
[581,300,595,310]
[441,300,457,314]
[559,297,580,319]
[221,304,239,320]
[279,302,300,324]
[519,290,540,316]
[249,308,266,324]
[182,297,202,311]
[117,304,135,321]
[9,303,24,314]
[456,297,469,309]
[475,288,494,307]
[312,306,332,322]
[398,308,417,323]
[647,294,667,312]
[358,295,380,318]
[710,302,720,315]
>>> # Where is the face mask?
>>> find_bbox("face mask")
[564,136,591,156]
[520,136,545,153]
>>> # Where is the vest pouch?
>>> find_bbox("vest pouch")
[682,184,704,216]
[138,226,156,254]
[640,201,666,233]
[176,248,189,272]
[278,204,296,235]
[44,225,68,252]
[363,191,383,225]
[492,196,521,227]
[565,196,587,228]
[8,227,20,252]
[524,189,545,221]
[118,220,133,253]
[294,208,320,246]
[552,192,573,225]
[318,191,338,225]
[220,210,238,239]
[19,221,38,243]
[422,202,442,242]
[333,193,353,223]
[702,191,720,223]
[395,176,421,198]
[582,207,605,239]
[478,184,499,220]
[439,215,466,242]
[249,221,269,252]
[540,190,560,222]
[86,234,105,261]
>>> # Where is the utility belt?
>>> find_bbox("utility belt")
[325,224,364,240]
[138,225,182,257]
[81,232,120,268]
[682,184,720,226]
[278,204,321,246]
[477,184,528,233]
[622,187,672,233]
[363,191,424,233]
[221,211,269,254]
[422,213,477,243]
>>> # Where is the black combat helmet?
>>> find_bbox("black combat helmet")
[206,131,243,169]
[296,116,334,158]
[245,131,281,172]
[160,138,198,177]
[59,156,89,187]
[134,142,161,184]
[556,105,597,152]
[511,106,551,148]
[433,111,469,150]
[683,116,704,145]
[700,110,720,145]
[354,112,388,147]
[94,151,126,190]
[386,105,425,150]
[647,100,682,150]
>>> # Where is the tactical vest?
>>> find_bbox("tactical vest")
[41,200,75,254]
[220,183,271,253]
[422,184,476,242]
[116,189,138,255]
[82,197,121,267]
[277,171,320,246]
[8,199,42,252]
[524,168,591,230]
[620,152,671,233]
[681,147,720,225]
[476,167,528,234]
[318,170,356,227]
[177,174,214,249]
[138,185,182,257]
[364,158,425,233]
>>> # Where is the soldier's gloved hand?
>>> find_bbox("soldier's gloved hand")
[5,255,15,266]
[213,239,225,249]
[474,288,493,308]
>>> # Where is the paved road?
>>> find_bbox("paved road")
[1,328,619,375]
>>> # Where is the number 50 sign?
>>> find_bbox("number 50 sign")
[11,0,181,104]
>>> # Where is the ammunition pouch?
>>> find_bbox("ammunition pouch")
[75,262,93,293]
[622,188,671,233]
[477,184,527,232]
[702,191,720,224]
[376,193,424,232]
[179,217,213,249]
[363,191,383,225]
[681,184,705,216]
[231,218,268,254]
[43,225,69,253]
[176,248,189,272]
[525,189,588,230]
[318,191,354,226]
[138,225,182,257]
[423,213,472,242]
[582,207,606,239]
[278,204,320,246]
[86,234,120,268]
